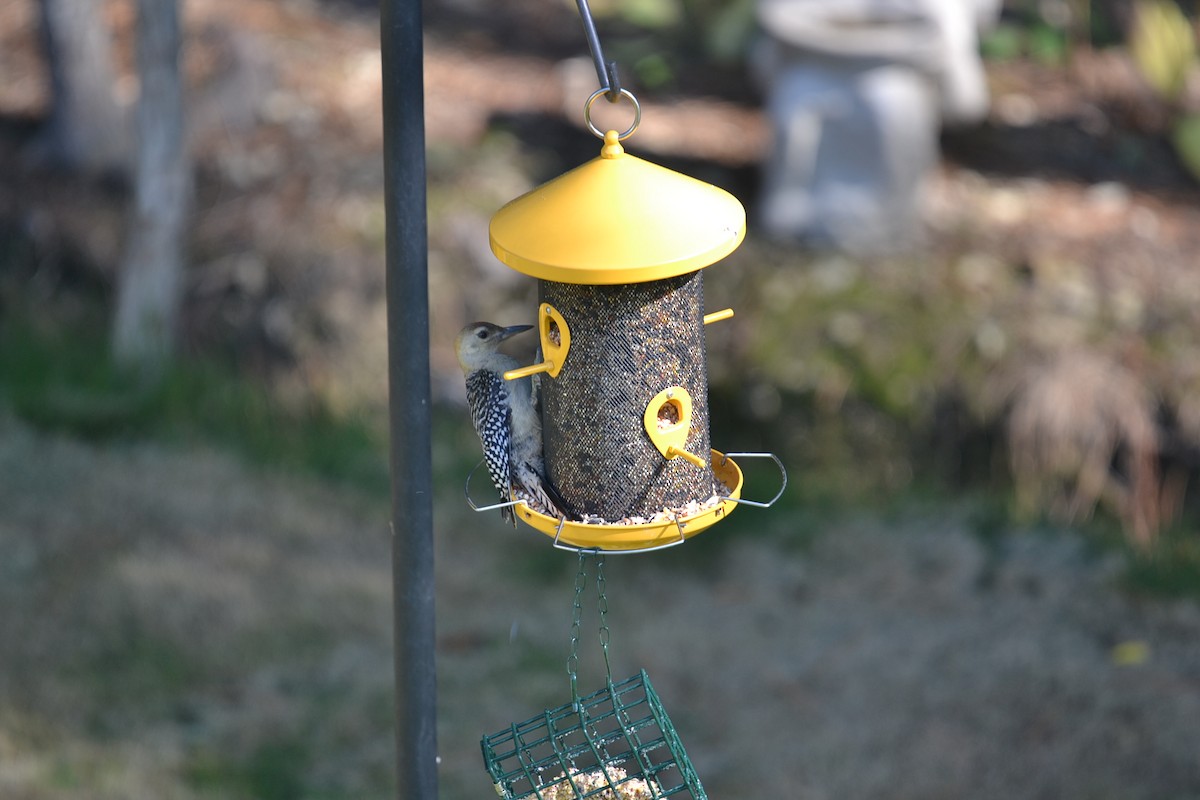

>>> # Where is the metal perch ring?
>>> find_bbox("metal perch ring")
[584,88,641,141]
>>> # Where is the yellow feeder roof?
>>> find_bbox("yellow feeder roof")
[490,130,746,285]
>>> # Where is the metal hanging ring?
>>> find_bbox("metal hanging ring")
[584,87,641,141]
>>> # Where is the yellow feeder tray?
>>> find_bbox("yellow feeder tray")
[490,131,745,285]
[513,450,744,553]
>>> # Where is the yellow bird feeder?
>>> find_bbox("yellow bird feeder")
[474,12,783,797]
[471,93,783,553]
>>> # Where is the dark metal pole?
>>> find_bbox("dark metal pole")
[380,0,437,798]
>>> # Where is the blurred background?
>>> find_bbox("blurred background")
[2,0,1200,797]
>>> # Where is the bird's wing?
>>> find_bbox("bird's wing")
[465,369,516,526]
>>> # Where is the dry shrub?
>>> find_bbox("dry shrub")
[1007,351,1162,547]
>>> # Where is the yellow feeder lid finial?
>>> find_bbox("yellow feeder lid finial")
[489,129,746,285]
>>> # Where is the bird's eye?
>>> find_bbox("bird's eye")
[476,329,489,340]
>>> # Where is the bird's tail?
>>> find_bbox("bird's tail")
[541,475,576,521]
[515,463,577,522]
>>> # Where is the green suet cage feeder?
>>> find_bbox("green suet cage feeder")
[482,670,705,800]
[483,553,708,800]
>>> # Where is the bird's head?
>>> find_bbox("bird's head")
[455,322,533,371]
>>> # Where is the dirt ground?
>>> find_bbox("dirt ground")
[2,414,1200,799]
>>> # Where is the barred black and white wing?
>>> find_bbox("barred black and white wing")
[465,368,516,526]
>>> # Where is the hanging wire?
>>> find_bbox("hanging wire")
[574,0,621,101]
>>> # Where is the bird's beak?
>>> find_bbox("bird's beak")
[497,324,534,341]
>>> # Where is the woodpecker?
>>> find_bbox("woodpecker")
[455,322,565,526]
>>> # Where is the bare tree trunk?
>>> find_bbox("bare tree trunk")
[38,0,128,172]
[112,0,190,374]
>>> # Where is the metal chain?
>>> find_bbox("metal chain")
[567,551,588,707]
[596,555,613,684]
[567,552,616,707]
